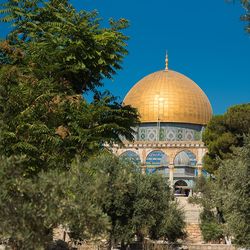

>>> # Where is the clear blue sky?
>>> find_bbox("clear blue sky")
[1,0,249,114]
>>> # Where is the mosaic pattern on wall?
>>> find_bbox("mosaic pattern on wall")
[174,150,197,167]
[119,151,141,166]
[145,150,169,174]
[138,125,202,141]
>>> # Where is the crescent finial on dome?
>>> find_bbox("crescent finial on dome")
[165,51,168,71]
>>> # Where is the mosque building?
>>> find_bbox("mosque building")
[112,55,213,195]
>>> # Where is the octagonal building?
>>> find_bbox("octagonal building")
[113,55,212,194]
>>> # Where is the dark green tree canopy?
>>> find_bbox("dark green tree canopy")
[203,103,250,173]
[0,56,139,175]
[191,136,250,247]
[0,0,139,176]
[0,153,185,250]
[85,153,185,249]
[217,136,250,247]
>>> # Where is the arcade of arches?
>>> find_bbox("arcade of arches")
[114,145,206,195]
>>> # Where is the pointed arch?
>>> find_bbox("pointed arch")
[174,150,197,167]
[145,150,168,174]
[119,150,141,166]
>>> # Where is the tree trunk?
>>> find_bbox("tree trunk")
[121,240,128,250]
[136,231,144,250]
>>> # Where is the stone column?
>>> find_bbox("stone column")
[196,148,206,177]
[141,165,146,174]
[139,148,146,174]
[197,163,202,177]
[169,163,174,188]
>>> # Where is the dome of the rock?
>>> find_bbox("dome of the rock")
[124,70,212,125]
[113,56,213,195]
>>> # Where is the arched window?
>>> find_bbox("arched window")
[119,151,141,166]
[174,150,197,167]
[145,150,168,174]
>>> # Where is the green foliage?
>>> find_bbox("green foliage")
[200,221,224,243]
[0,1,140,247]
[216,136,250,247]
[0,153,186,249]
[0,155,109,249]
[151,202,186,243]
[84,154,186,248]
[132,174,172,241]
[0,0,129,93]
[0,42,139,176]
[240,0,250,32]
[226,0,250,32]
[0,0,138,176]
[191,136,250,247]
[189,176,219,211]
[0,1,185,249]
[201,103,250,246]
[190,177,225,243]
[203,103,250,173]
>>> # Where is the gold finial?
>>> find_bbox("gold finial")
[165,51,168,71]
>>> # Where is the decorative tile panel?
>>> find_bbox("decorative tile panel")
[147,128,157,141]
[138,123,203,142]
[166,128,176,141]
[185,130,194,141]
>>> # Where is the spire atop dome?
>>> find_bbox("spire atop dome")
[165,51,168,71]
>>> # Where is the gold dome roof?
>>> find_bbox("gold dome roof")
[124,70,212,125]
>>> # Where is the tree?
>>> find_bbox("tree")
[0,32,139,177]
[149,202,186,243]
[193,103,250,245]
[132,174,185,244]
[85,154,186,249]
[216,136,250,247]
[0,0,140,248]
[226,0,250,33]
[189,176,225,243]
[203,103,250,173]
[191,136,250,247]
[240,0,250,32]
[0,0,129,93]
[0,155,109,250]
[0,1,184,249]
[0,153,186,250]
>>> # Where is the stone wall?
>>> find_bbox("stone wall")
[75,243,237,250]
[187,244,236,250]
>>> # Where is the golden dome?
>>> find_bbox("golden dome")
[124,70,212,125]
